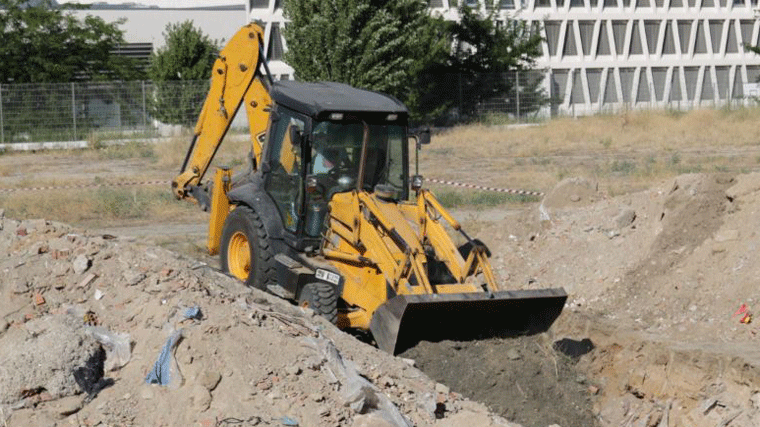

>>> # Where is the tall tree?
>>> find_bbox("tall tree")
[0,0,141,83]
[433,0,546,121]
[282,0,448,105]
[147,21,219,127]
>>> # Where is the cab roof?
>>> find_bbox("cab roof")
[271,81,408,119]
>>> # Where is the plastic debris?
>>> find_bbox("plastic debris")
[86,326,131,371]
[145,329,184,387]
[184,306,203,320]
[281,416,299,426]
[733,303,748,318]
[732,303,752,324]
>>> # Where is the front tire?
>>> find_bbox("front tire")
[298,283,338,324]
[220,205,276,290]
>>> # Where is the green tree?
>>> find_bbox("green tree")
[147,21,219,127]
[0,0,142,83]
[282,0,448,106]
[426,0,546,122]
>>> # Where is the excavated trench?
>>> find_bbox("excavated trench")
[400,311,760,427]
[400,333,598,427]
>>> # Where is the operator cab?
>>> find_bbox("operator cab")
[262,81,410,241]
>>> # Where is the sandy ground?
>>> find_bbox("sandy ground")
[4,139,760,426]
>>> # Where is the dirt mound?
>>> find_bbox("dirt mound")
[0,313,104,404]
[0,213,518,427]
[541,177,600,209]
[487,172,760,426]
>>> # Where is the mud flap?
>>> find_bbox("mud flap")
[369,288,568,355]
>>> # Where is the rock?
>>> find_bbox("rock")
[12,280,29,294]
[378,376,395,387]
[435,383,450,395]
[309,392,324,402]
[399,358,415,367]
[78,273,98,289]
[418,392,437,415]
[614,208,636,229]
[751,392,760,409]
[191,385,212,411]
[33,293,45,306]
[0,314,104,403]
[199,370,222,391]
[284,365,302,376]
[0,319,9,333]
[350,413,396,427]
[124,272,146,287]
[715,229,739,243]
[53,395,83,418]
[506,348,521,361]
[72,255,90,275]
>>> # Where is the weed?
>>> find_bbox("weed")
[610,160,636,175]
[97,141,156,160]
[676,165,703,174]
[714,165,729,172]
[478,112,516,126]
[668,153,681,166]
[599,137,613,148]
[435,189,538,208]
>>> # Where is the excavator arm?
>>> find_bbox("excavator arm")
[171,23,274,203]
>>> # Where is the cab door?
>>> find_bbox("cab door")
[265,107,307,233]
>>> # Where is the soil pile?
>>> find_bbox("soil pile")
[0,212,519,427]
[486,172,760,427]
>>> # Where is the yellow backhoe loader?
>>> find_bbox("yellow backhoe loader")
[172,23,567,354]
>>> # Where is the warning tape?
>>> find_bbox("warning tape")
[0,180,168,193]
[425,178,544,197]
[0,177,543,197]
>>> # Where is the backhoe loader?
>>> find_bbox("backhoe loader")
[172,23,567,354]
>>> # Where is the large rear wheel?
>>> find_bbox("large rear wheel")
[220,205,276,290]
[298,283,338,324]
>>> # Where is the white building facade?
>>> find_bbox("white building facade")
[249,0,760,114]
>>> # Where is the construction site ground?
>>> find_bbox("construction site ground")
[4,111,760,427]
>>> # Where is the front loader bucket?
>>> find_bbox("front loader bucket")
[369,288,568,355]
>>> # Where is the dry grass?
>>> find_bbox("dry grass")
[433,107,760,157]
[0,186,202,227]
[422,107,760,197]
[154,131,252,173]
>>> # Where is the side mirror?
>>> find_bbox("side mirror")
[417,128,431,146]
[289,126,303,146]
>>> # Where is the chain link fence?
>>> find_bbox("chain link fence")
[0,71,757,145]
[0,80,210,144]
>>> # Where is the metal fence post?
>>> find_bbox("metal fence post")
[142,80,147,130]
[516,70,521,121]
[0,83,4,144]
[71,82,77,140]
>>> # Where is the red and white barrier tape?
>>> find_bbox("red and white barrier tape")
[0,177,543,197]
[0,180,168,193]
[425,177,544,197]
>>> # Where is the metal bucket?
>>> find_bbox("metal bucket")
[369,288,568,354]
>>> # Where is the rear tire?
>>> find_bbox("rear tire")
[220,205,276,291]
[298,283,338,324]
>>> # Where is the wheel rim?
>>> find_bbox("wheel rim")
[227,231,251,281]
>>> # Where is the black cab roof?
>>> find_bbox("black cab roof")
[271,81,408,119]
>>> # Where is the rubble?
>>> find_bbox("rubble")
[0,217,502,427]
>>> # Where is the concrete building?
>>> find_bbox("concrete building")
[248,0,760,114]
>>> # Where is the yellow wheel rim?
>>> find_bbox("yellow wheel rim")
[227,231,251,281]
